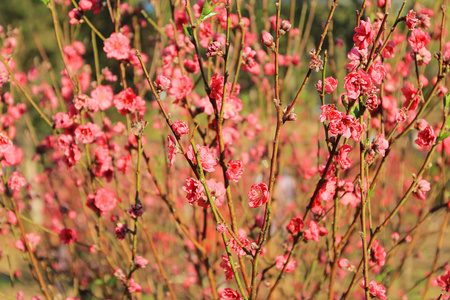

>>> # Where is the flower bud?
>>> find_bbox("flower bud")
[280,20,291,35]
[216,223,226,233]
[261,32,274,48]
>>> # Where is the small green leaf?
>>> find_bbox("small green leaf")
[200,0,219,22]
[351,103,361,119]
[437,131,450,143]
[40,0,50,4]
[367,183,376,200]
[93,279,105,285]
[183,24,193,37]
[444,92,450,113]
[106,276,118,286]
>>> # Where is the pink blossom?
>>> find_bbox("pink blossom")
[187,144,217,173]
[168,75,193,102]
[134,256,148,269]
[406,10,418,30]
[75,122,101,144]
[315,77,338,94]
[154,75,171,91]
[220,288,243,300]
[167,135,177,167]
[353,18,376,50]
[229,230,250,256]
[220,255,234,280]
[338,258,350,269]
[226,160,244,183]
[402,83,420,111]
[369,239,386,267]
[127,278,142,293]
[15,233,41,252]
[0,132,12,153]
[413,177,431,200]
[344,69,373,99]
[172,120,189,136]
[103,33,131,60]
[317,176,337,202]
[94,188,116,213]
[247,182,270,208]
[286,217,304,235]
[408,28,431,52]
[182,177,204,206]
[372,134,389,156]
[114,88,145,114]
[198,179,226,208]
[8,172,27,191]
[359,280,387,300]
[337,144,353,170]
[368,59,386,85]
[90,85,113,111]
[304,220,327,242]
[275,254,297,273]
[436,270,450,292]
[261,32,274,48]
[415,126,435,147]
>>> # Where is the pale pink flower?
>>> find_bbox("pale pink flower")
[94,188,116,213]
[413,177,431,200]
[15,233,41,252]
[8,172,27,191]
[103,33,131,60]
[74,122,101,144]
[90,85,114,111]
[275,254,297,273]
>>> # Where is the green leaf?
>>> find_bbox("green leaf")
[106,276,118,286]
[351,103,361,119]
[183,24,193,37]
[40,0,50,4]
[367,183,376,200]
[437,131,450,143]
[199,0,219,22]
[93,279,105,285]
[444,92,450,113]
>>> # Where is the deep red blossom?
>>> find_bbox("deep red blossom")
[115,223,128,241]
[248,182,269,208]
[59,228,77,245]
